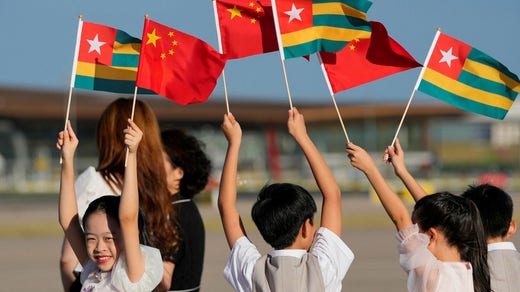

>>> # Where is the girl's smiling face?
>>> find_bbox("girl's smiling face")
[84,210,121,272]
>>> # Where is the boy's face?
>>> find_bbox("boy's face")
[84,211,122,272]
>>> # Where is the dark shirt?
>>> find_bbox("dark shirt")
[169,194,205,291]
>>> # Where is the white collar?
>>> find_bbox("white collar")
[487,241,517,252]
[270,249,307,259]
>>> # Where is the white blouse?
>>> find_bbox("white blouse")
[397,224,474,292]
[80,244,163,291]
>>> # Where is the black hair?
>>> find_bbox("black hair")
[161,128,212,198]
[412,192,490,292]
[82,195,151,246]
[461,183,513,239]
[251,183,317,250]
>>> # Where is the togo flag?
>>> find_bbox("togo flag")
[417,31,520,120]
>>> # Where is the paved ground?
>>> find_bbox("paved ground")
[0,193,518,291]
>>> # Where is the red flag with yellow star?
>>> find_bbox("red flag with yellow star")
[136,18,227,105]
[214,0,278,59]
[320,21,421,93]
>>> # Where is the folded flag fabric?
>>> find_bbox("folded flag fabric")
[73,21,142,93]
[214,0,278,59]
[272,0,372,59]
[418,32,520,120]
[320,21,421,93]
[136,18,227,105]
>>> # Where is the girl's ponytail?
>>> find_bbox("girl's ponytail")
[412,192,491,292]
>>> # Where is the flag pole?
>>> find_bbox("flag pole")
[65,15,83,129]
[61,15,83,164]
[389,28,442,148]
[271,0,294,109]
[124,86,139,167]
[212,0,231,114]
[317,53,350,143]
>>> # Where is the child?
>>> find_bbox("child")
[346,142,490,292]
[57,120,163,291]
[461,183,520,291]
[219,108,354,292]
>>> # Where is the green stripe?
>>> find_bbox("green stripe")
[115,30,141,44]
[283,39,348,59]
[74,75,154,95]
[313,0,372,12]
[469,48,520,82]
[111,53,140,67]
[458,70,517,101]
[313,14,371,31]
[418,80,508,119]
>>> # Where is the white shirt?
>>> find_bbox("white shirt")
[397,224,474,292]
[488,241,517,252]
[75,166,120,225]
[224,227,354,292]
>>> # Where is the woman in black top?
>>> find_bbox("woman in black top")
[161,128,212,292]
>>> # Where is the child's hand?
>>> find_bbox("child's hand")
[385,138,406,176]
[56,120,79,161]
[346,142,377,174]
[287,107,307,140]
[221,113,242,144]
[124,119,143,153]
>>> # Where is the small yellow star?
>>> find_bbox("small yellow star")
[172,40,178,46]
[227,5,242,19]
[146,28,161,47]
[160,53,166,59]
[251,18,257,24]
[256,7,262,13]
[168,31,174,37]
[349,44,356,50]
[249,2,254,7]
[169,49,174,55]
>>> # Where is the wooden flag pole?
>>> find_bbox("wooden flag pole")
[271,0,294,109]
[212,0,230,114]
[124,86,139,167]
[317,53,350,143]
[61,15,84,164]
[389,29,441,148]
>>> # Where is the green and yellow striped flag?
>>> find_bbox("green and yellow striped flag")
[417,32,520,120]
[72,20,143,93]
[272,0,372,59]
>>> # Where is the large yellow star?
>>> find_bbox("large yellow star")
[146,28,161,47]
[227,5,242,20]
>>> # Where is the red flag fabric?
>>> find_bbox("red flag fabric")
[320,21,421,94]
[136,18,227,105]
[215,0,278,59]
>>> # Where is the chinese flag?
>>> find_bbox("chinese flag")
[320,21,421,93]
[215,0,278,59]
[136,18,227,105]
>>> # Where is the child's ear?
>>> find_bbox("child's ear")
[426,228,439,246]
[506,220,517,239]
[301,218,312,239]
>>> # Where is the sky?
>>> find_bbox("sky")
[1,0,519,106]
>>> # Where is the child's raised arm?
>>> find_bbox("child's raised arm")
[57,121,88,265]
[347,142,412,231]
[385,138,427,202]
[120,119,145,282]
[218,113,247,249]
[288,108,342,236]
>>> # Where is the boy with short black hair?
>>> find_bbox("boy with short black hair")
[218,109,354,292]
[461,183,520,291]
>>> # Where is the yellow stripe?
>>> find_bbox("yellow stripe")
[113,41,141,55]
[423,68,513,110]
[313,2,367,19]
[463,59,520,92]
[281,26,370,47]
[75,61,137,80]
